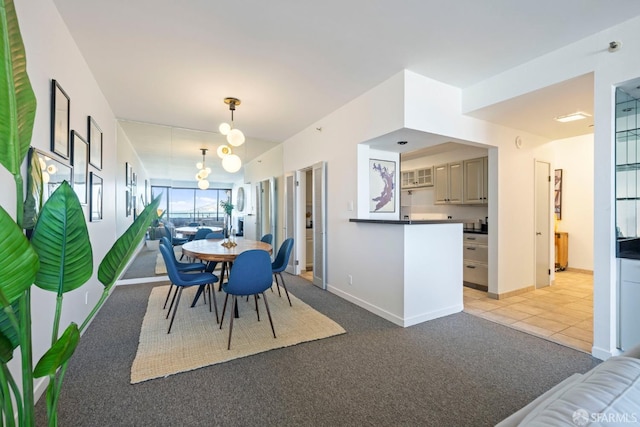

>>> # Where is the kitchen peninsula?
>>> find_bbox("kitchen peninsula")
[348,218,463,327]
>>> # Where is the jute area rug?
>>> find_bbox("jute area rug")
[130,285,346,384]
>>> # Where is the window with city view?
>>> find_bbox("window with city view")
[151,186,231,227]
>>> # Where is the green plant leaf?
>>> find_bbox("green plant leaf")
[30,182,93,294]
[0,0,37,176]
[33,323,79,378]
[22,147,43,231]
[0,300,20,361]
[0,205,39,303]
[98,195,161,288]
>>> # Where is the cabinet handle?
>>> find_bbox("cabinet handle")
[466,237,476,240]
[466,247,476,250]
[466,265,476,269]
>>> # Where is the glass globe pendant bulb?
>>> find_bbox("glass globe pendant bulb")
[42,171,50,184]
[217,144,231,158]
[219,122,231,135]
[195,172,202,180]
[47,164,58,174]
[205,167,211,173]
[198,179,210,190]
[227,128,245,147]
[222,154,242,173]
[200,169,209,178]
[196,161,203,169]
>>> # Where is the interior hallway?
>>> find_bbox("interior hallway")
[464,270,593,353]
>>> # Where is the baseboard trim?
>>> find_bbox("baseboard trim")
[565,267,594,275]
[488,285,535,300]
[592,345,623,361]
[328,285,404,326]
[117,276,169,286]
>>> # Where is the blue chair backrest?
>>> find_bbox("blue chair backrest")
[159,243,189,286]
[188,222,199,227]
[272,238,294,273]
[160,236,172,248]
[260,234,273,245]
[193,228,213,240]
[206,232,224,239]
[226,250,273,296]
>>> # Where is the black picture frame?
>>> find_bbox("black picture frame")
[125,162,131,187]
[90,172,103,222]
[554,169,563,220]
[88,116,103,170]
[31,148,73,204]
[51,80,70,159]
[71,130,88,205]
[126,190,131,217]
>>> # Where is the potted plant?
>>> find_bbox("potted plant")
[0,2,161,425]
[220,200,234,237]
[146,209,166,250]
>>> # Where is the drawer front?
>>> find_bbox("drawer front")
[463,261,488,286]
[463,233,488,245]
[463,243,488,263]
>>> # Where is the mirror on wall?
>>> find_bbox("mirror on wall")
[255,177,277,248]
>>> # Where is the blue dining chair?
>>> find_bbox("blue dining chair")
[188,222,200,227]
[160,244,219,333]
[260,234,273,245]
[193,228,213,240]
[220,250,276,350]
[272,238,294,306]
[205,232,224,239]
[160,237,208,308]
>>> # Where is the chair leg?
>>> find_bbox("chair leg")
[254,294,260,321]
[261,292,276,339]
[167,287,183,334]
[227,296,237,350]
[210,283,219,324]
[278,272,292,306]
[220,293,229,329]
[166,286,179,319]
[163,284,175,309]
[273,273,282,297]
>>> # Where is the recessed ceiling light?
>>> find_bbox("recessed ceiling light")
[554,112,591,123]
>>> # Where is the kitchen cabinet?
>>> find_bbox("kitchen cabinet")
[463,157,488,204]
[463,232,488,289]
[401,166,433,188]
[618,258,640,350]
[434,162,462,204]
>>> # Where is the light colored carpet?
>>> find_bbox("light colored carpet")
[130,285,346,384]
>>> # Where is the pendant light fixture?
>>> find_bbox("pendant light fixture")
[218,97,245,147]
[195,148,211,190]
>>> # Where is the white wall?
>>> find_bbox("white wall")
[10,0,120,399]
[552,134,594,271]
[115,124,150,236]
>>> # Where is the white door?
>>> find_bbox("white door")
[284,171,299,274]
[312,161,327,289]
[535,160,551,288]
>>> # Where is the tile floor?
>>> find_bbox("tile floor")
[464,270,593,353]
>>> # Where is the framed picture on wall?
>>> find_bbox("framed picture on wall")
[125,162,131,187]
[126,189,131,217]
[90,172,103,222]
[51,79,70,159]
[30,147,73,205]
[88,116,103,170]
[71,130,88,205]
[369,159,396,213]
[554,169,563,219]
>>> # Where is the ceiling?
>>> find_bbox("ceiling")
[51,0,640,182]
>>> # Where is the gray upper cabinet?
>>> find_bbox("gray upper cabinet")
[463,157,488,204]
[401,166,433,188]
[435,162,462,204]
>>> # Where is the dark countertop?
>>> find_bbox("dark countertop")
[349,218,465,225]
[463,229,488,235]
